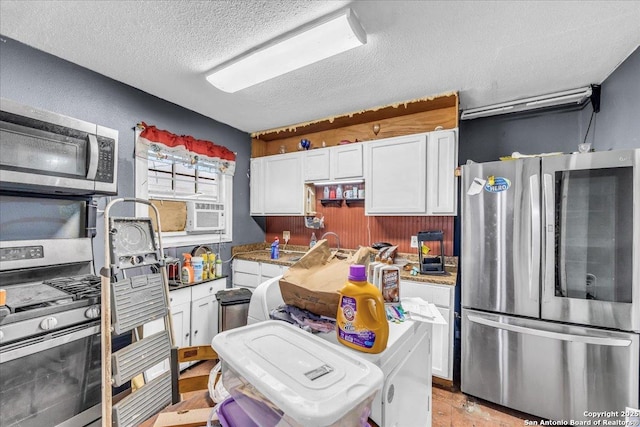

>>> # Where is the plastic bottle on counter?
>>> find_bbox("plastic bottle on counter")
[336,184,343,199]
[208,253,216,278]
[323,186,330,199]
[192,256,204,282]
[181,253,194,284]
[271,237,280,259]
[310,232,317,248]
[215,258,222,277]
[336,265,389,354]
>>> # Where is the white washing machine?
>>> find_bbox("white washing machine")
[247,276,433,427]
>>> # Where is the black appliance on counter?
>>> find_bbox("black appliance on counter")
[417,230,446,275]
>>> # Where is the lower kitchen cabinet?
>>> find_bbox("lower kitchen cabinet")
[401,280,455,380]
[143,278,226,377]
[232,259,289,291]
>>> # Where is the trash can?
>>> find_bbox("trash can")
[216,288,252,333]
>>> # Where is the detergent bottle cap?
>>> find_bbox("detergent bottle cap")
[348,264,367,282]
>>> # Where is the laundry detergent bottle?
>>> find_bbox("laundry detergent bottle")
[336,264,389,354]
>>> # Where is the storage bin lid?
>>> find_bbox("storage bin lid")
[212,320,383,426]
[216,287,252,305]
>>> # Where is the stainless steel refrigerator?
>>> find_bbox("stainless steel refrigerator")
[461,149,639,422]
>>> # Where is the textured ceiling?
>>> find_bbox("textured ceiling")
[1,0,639,133]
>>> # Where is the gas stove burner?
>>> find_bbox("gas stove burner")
[44,274,101,302]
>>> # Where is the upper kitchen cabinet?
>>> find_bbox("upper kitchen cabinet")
[250,152,306,216]
[426,129,458,215]
[365,130,458,216]
[365,133,428,215]
[304,144,363,182]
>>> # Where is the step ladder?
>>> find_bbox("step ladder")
[101,198,176,426]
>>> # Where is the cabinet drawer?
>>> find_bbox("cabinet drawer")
[260,262,282,278]
[169,287,191,306]
[400,281,452,307]
[234,259,260,274]
[191,279,226,301]
[233,272,260,289]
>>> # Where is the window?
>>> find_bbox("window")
[134,124,235,247]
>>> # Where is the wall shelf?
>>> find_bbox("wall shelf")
[345,198,365,206]
[320,199,343,206]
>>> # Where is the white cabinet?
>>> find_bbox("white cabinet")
[249,157,264,215]
[251,152,305,215]
[232,259,261,289]
[233,259,289,290]
[304,149,330,181]
[305,144,363,182]
[364,130,458,216]
[400,280,455,380]
[426,129,458,215]
[365,133,428,215]
[190,282,222,347]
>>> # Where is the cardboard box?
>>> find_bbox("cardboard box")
[279,240,374,318]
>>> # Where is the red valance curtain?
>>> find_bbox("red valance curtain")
[139,122,236,162]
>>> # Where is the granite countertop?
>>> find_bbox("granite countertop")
[232,243,458,286]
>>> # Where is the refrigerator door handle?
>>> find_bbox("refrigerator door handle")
[542,173,557,298]
[529,174,540,301]
[467,315,632,347]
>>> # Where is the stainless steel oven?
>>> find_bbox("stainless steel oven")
[0,98,118,195]
[0,195,105,426]
[0,323,102,427]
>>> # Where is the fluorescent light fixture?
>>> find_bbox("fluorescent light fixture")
[206,9,366,92]
[461,86,593,120]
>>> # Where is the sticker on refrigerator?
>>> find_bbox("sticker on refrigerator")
[484,176,511,193]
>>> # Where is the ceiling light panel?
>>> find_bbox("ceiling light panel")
[206,9,366,93]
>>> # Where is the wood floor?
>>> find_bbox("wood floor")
[182,360,540,426]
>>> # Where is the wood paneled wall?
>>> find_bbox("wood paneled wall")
[266,190,454,255]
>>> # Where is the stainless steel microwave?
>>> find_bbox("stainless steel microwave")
[0,98,118,195]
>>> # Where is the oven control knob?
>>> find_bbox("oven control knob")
[85,306,101,319]
[40,317,58,330]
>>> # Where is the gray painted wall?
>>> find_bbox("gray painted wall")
[459,46,639,164]
[0,36,265,276]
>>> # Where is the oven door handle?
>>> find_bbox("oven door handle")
[0,324,100,363]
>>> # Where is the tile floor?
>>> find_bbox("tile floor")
[182,360,541,426]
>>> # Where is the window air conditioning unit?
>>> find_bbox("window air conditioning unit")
[186,201,225,232]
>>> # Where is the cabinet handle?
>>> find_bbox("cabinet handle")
[170,298,173,302]
[209,287,213,292]
[185,333,189,338]
[194,330,198,335]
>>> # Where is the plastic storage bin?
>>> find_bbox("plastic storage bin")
[212,321,383,427]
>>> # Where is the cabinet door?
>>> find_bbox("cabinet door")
[426,129,458,215]
[171,301,192,370]
[400,280,454,380]
[331,144,363,180]
[250,157,264,215]
[304,149,330,181]
[263,153,305,215]
[260,262,283,282]
[365,134,428,215]
[191,294,218,347]
[191,279,225,346]
[431,306,450,379]
[233,259,261,289]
